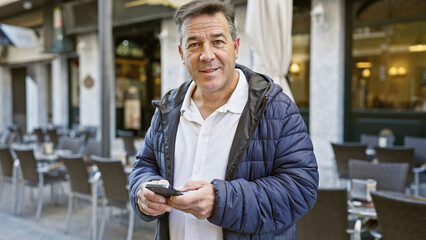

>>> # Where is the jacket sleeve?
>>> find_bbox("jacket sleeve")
[208,96,319,234]
[129,109,165,222]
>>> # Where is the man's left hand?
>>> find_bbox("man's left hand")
[167,180,215,220]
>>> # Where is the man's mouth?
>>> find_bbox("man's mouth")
[201,68,218,73]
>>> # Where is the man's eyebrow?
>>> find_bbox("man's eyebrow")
[212,33,227,39]
[186,36,199,43]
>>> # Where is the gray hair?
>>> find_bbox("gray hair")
[173,0,237,45]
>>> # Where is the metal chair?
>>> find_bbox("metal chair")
[60,155,101,240]
[46,128,61,148]
[331,143,367,179]
[85,139,102,158]
[371,191,426,240]
[117,130,137,165]
[0,147,19,213]
[404,136,426,196]
[297,189,361,240]
[14,149,66,219]
[91,155,134,240]
[375,146,415,190]
[58,136,83,154]
[360,134,395,148]
[32,128,46,143]
[349,159,409,193]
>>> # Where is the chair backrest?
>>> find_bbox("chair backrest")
[297,189,348,240]
[117,130,136,156]
[374,146,414,171]
[331,143,367,178]
[60,155,91,195]
[8,124,23,144]
[360,134,394,148]
[349,159,409,192]
[85,139,102,157]
[14,149,39,183]
[33,128,45,143]
[371,191,426,240]
[59,137,82,154]
[404,136,426,167]
[46,129,60,146]
[0,147,14,178]
[91,155,129,207]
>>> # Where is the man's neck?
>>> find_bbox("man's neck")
[192,70,239,119]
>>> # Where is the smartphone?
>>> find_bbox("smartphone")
[145,184,183,198]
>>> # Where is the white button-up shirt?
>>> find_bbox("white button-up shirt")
[169,69,248,240]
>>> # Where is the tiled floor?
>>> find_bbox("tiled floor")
[0,179,156,240]
[0,138,155,240]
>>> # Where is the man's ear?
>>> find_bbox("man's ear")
[234,36,240,59]
[178,45,184,64]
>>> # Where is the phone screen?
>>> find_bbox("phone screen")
[146,184,183,198]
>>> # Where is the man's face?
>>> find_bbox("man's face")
[178,12,240,94]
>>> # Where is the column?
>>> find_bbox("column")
[309,0,346,187]
[52,55,69,127]
[77,33,101,129]
[159,18,187,96]
[26,63,49,132]
[98,0,114,157]
[0,66,12,133]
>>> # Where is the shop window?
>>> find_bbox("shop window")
[352,20,426,111]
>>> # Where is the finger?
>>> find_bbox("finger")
[177,180,208,191]
[143,187,167,203]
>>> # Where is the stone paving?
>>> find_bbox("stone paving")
[0,138,156,240]
[0,177,156,240]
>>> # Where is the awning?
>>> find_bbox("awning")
[0,24,38,49]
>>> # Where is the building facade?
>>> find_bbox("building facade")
[0,0,425,187]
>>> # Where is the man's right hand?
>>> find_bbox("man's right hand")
[137,179,172,216]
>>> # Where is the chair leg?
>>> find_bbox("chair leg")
[17,182,25,215]
[65,194,73,233]
[0,179,3,203]
[98,200,107,240]
[35,183,44,219]
[127,207,134,240]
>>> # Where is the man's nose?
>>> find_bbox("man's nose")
[200,43,215,61]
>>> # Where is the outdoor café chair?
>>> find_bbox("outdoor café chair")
[91,155,134,240]
[360,134,395,149]
[349,159,409,193]
[371,191,426,240]
[404,136,426,196]
[331,142,367,179]
[117,130,137,165]
[0,147,20,213]
[60,155,101,240]
[46,128,61,148]
[59,136,83,154]
[14,149,66,219]
[375,146,415,191]
[297,189,361,240]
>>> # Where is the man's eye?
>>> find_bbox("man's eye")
[188,43,199,48]
[213,40,224,46]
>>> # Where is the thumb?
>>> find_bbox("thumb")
[177,180,206,191]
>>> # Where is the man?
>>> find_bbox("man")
[129,0,319,239]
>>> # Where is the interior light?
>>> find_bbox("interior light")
[289,63,301,74]
[361,69,371,78]
[408,44,426,52]
[356,62,372,68]
[388,67,398,76]
[397,67,407,76]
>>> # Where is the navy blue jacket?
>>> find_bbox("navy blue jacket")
[129,64,319,239]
